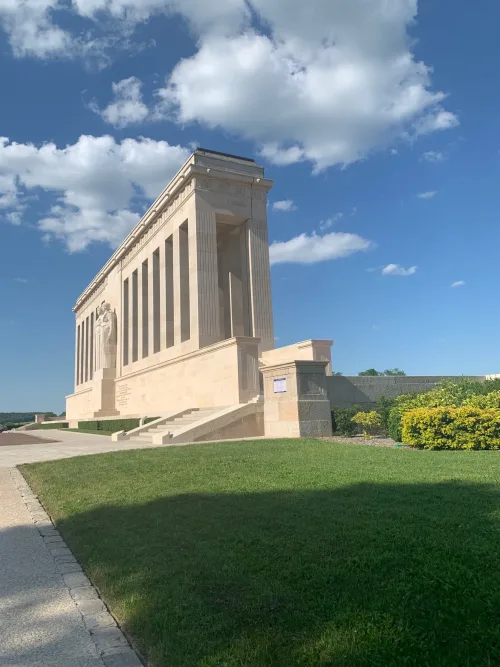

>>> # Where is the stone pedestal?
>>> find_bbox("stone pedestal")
[262,360,332,438]
[92,368,119,417]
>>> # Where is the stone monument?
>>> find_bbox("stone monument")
[66,148,333,440]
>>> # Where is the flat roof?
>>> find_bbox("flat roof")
[195,148,256,163]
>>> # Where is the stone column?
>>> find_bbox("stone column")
[173,226,183,346]
[247,192,274,353]
[159,240,167,351]
[262,360,332,438]
[74,321,80,389]
[148,251,155,355]
[80,317,86,384]
[190,199,221,348]
[128,271,135,365]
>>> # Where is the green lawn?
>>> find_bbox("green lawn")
[21,439,500,667]
[65,428,112,436]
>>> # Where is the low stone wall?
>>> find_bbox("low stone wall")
[326,376,487,408]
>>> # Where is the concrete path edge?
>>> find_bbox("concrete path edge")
[9,467,144,667]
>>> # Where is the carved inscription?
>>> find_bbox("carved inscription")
[116,383,132,408]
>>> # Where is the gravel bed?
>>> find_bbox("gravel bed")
[321,434,403,448]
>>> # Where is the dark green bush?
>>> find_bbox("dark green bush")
[78,419,140,432]
[34,422,68,430]
[78,420,98,430]
[388,407,403,442]
[144,416,160,425]
[332,406,361,437]
[376,396,396,434]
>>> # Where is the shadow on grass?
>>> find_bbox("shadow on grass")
[56,482,500,667]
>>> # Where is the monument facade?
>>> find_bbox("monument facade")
[66,148,333,440]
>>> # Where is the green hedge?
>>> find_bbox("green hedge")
[78,418,140,432]
[144,416,160,425]
[387,378,500,443]
[34,422,68,430]
[402,407,500,450]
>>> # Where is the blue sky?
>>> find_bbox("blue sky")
[0,0,498,412]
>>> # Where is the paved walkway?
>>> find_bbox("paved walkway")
[0,429,161,468]
[0,467,104,666]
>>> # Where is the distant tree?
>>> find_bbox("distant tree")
[59,411,66,417]
[358,368,406,377]
[332,372,343,376]
[44,412,57,418]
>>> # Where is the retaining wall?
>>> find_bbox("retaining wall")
[327,376,487,408]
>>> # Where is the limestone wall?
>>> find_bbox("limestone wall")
[66,386,94,421]
[112,336,260,416]
[327,376,487,408]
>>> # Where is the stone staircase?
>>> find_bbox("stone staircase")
[128,407,227,445]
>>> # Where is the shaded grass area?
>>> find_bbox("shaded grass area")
[22,439,500,667]
[65,428,112,436]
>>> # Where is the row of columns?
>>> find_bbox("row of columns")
[74,194,275,390]
[75,312,94,386]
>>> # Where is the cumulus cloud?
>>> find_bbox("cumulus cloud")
[417,190,437,199]
[0,135,189,251]
[155,0,459,171]
[451,280,466,288]
[0,0,247,60]
[272,199,297,212]
[269,230,373,265]
[382,264,417,276]
[91,77,149,128]
[0,2,458,172]
[421,150,446,163]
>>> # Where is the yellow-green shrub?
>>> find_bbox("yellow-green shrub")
[402,407,500,450]
[352,411,382,439]
[464,390,500,409]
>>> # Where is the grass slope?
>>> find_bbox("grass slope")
[22,439,500,667]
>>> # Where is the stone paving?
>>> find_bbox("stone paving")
[0,431,150,666]
[0,428,166,468]
[1,467,143,666]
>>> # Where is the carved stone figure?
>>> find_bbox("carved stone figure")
[95,302,116,370]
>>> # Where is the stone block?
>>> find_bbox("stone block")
[64,572,91,588]
[90,627,129,651]
[70,586,99,601]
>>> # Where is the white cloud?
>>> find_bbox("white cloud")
[14,277,28,283]
[0,135,189,251]
[319,212,343,231]
[417,190,437,199]
[272,199,297,212]
[92,77,149,128]
[0,2,458,172]
[154,0,459,171]
[451,280,466,288]
[382,263,417,276]
[414,110,459,135]
[0,0,247,60]
[421,150,446,163]
[0,0,71,59]
[269,230,373,265]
